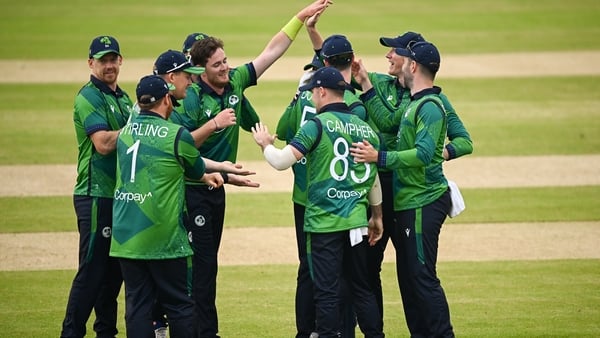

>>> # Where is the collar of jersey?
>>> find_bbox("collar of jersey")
[90,75,124,97]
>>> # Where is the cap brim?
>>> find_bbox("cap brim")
[92,50,121,59]
[379,37,396,47]
[303,63,315,71]
[304,62,322,71]
[394,48,412,58]
[183,66,205,75]
[298,83,315,92]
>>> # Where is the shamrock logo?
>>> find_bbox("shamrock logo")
[100,36,112,46]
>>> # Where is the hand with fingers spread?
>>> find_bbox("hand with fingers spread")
[351,58,373,92]
[350,139,379,163]
[251,122,277,150]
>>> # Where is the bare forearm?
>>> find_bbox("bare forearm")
[90,130,119,155]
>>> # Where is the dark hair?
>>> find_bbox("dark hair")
[189,36,224,67]
[137,95,163,110]
[325,52,354,69]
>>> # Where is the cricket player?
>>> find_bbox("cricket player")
[169,1,333,337]
[351,41,456,337]
[253,67,385,338]
[111,75,223,337]
[351,31,473,325]
[61,35,131,338]
[275,30,368,338]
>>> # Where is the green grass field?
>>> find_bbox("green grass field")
[0,0,599,336]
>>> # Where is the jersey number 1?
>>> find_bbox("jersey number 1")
[126,140,140,182]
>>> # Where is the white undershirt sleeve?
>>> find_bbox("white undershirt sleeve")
[263,144,298,170]
[368,173,383,206]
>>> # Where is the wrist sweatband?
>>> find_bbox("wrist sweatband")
[220,172,229,184]
[281,16,303,40]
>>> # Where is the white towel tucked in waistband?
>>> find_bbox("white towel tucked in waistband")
[448,180,466,218]
[349,227,368,247]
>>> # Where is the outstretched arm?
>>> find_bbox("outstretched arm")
[252,0,332,78]
[306,11,324,50]
[251,122,302,170]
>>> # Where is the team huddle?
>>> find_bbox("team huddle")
[59,0,473,337]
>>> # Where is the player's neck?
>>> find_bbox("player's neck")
[409,77,433,96]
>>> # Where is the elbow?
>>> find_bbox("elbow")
[466,141,474,155]
[270,161,291,171]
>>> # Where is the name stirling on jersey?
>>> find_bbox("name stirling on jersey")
[121,122,169,138]
[325,120,376,139]
[114,190,153,204]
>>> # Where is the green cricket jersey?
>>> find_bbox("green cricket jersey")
[378,88,448,211]
[359,74,472,159]
[289,102,380,233]
[359,72,411,153]
[110,111,206,259]
[73,76,133,197]
[170,64,258,166]
[439,95,473,160]
[276,88,368,206]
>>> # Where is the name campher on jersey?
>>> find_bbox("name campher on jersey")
[325,120,376,139]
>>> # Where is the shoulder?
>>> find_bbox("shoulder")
[369,72,396,85]
[75,84,104,108]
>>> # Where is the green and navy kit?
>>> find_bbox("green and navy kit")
[289,102,380,234]
[170,64,258,167]
[359,72,411,154]
[437,91,473,159]
[73,75,133,197]
[377,88,448,211]
[111,111,206,259]
[276,88,368,206]
[359,73,472,160]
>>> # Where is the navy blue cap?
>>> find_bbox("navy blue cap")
[136,75,181,107]
[153,50,204,75]
[379,31,424,48]
[89,36,120,59]
[303,53,325,70]
[395,41,441,74]
[182,32,209,53]
[298,66,348,92]
[321,34,353,59]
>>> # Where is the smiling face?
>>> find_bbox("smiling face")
[385,48,405,79]
[201,47,230,90]
[88,53,121,88]
[167,71,193,100]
